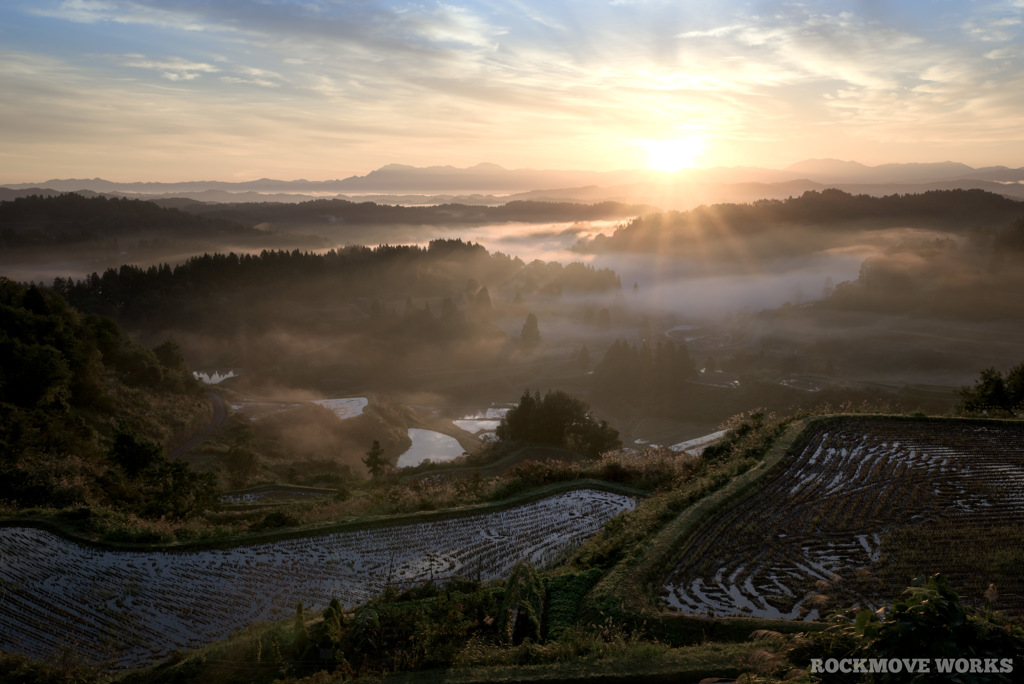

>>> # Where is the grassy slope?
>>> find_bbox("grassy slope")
[0,479,645,553]
[383,641,764,684]
[108,417,809,683]
[577,418,824,646]
[23,413,972,683]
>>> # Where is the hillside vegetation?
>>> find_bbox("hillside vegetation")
[0,278,215,520]
[577,188,1024,258]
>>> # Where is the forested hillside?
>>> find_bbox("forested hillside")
[577,189,1024,258]
[0,278,214,518]
[0,193,253,249]
[176,197,653,226]
[49,240,622,392]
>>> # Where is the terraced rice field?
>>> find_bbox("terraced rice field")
[0,489,634,668]
[663,417,1024,621]
[230,396,367,422]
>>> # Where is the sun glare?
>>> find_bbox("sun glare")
[645,136,706,172]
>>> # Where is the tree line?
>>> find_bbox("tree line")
[592,339,697,400]
[578,189,1024,255]
[495,389,621,457]
[185,197,651,226]
[53,240,620,331]
[0,192,252,249]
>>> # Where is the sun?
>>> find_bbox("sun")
[644,135,706,172]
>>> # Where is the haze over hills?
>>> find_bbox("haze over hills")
[4,160,1024,210]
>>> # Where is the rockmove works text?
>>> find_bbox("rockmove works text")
[810,658,1014,675]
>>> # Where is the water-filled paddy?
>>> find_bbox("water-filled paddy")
[397,428,465,467]
[0,489,636,668]
[453,407,509,435]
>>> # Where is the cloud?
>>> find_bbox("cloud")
[6,1,1024,179]
[116,54,219,80]
[677,25,744,39]
[220,66,284,88]
[32,0,212,31]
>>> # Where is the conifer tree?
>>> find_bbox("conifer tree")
[521,312,540,347]
[293,600,309,654]
[363,440,387,478]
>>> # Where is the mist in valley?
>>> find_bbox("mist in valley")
[7,188,1023,485]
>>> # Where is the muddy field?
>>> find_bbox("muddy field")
[662,417,1024,620]
[0,489,635,668]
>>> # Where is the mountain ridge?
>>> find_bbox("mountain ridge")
[8,159,1024,189]
[4,161,1024,209]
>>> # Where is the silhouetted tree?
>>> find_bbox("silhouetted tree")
[496,389,620,457]
[520,313,540,347]
[110,426,163,478]
[293,600,309,655]
[474,286,492,314]
[577,344,590,371]
[363,440,387,478]
[956,363,1024,415]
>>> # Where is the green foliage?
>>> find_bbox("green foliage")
[0,278,213,517]
[315,597,344,655]
[578,413,795,626]
[0,649,104,684]
[362,440,388,478]
[544,569,605,640]
[0,337,73,409]
[956,364,1024,416]
[496,389,621,457]
[866,574,1023,683]
[110,425,164,478]
[143,461,219,520]
[348,603,380,664]
[788,574,1024,684]
[499,562,546,644]
[250,510,301,532]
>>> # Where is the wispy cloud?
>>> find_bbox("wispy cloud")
[116,54,219,80]
[32,0,213,31]
[4,0,1024,180]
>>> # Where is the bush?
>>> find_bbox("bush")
[496,389,621,457]
[250,510,301,531]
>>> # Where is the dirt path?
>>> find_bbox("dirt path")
[169,390,227,460]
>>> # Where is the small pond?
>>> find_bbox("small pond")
[312,397,368,419]
[452,407,509,435]
[397,429,466,468]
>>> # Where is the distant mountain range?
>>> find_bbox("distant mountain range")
[4,160,1024,209]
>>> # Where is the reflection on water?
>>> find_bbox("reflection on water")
[453,407,508,435]
[312,397,368,419]
[193,370,237,384]
[453,419,501,434]
[397,429,465,468]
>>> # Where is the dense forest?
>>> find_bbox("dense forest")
[174,197,653,227]
[55,239,620,326]
[0,193,650,252]
[0,193,254,249]
[0,278,215,519]
[576,188,1024,258]
[816,217,1024,318]
[44,240,623,393]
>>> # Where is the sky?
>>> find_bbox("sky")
[2,0,1024,182]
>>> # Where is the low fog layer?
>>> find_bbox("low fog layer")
[6,189,1024,463]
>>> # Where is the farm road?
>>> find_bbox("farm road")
[169,390,227,460]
